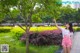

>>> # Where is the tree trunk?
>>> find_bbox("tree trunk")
[26,12,32,53]
[77,23,80,27]
[26,27,30,53]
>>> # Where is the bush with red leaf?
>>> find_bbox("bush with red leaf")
[20,30,62,46]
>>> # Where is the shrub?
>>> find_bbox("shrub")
[21,30,62,46]
[0,29,10,33]
[75,27,80,32]
[12,32,23,40]
[30,27,58,32]
[10,27,25,40]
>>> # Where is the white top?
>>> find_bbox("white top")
[58,27,73,37]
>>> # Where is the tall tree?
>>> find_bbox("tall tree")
[75,8,80,26]
[38,0,62,19]
[75,8,80,22]
[59,5,76,23]
[0,0,62,53]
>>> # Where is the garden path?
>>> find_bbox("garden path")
[70,32,80,53]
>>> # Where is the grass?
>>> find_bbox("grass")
[29,45,59,53]
[9,44,59,53]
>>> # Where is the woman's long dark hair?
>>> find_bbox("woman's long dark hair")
[65,23,74,32]
[69,23,74,32]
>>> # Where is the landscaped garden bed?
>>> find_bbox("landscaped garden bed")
[0,26,80,53]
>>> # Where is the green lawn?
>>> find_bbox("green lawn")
[9,44,59,53]
[0,32,59,53]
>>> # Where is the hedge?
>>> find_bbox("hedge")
[21,30,62,46]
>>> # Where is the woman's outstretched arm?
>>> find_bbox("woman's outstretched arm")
[53,19,61,30]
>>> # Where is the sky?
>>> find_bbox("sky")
[62,0,80,8]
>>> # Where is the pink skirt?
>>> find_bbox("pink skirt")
[62,35,72,47]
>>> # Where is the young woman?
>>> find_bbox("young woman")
[54,19,73,53]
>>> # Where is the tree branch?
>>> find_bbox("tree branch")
[16,23,26,31]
